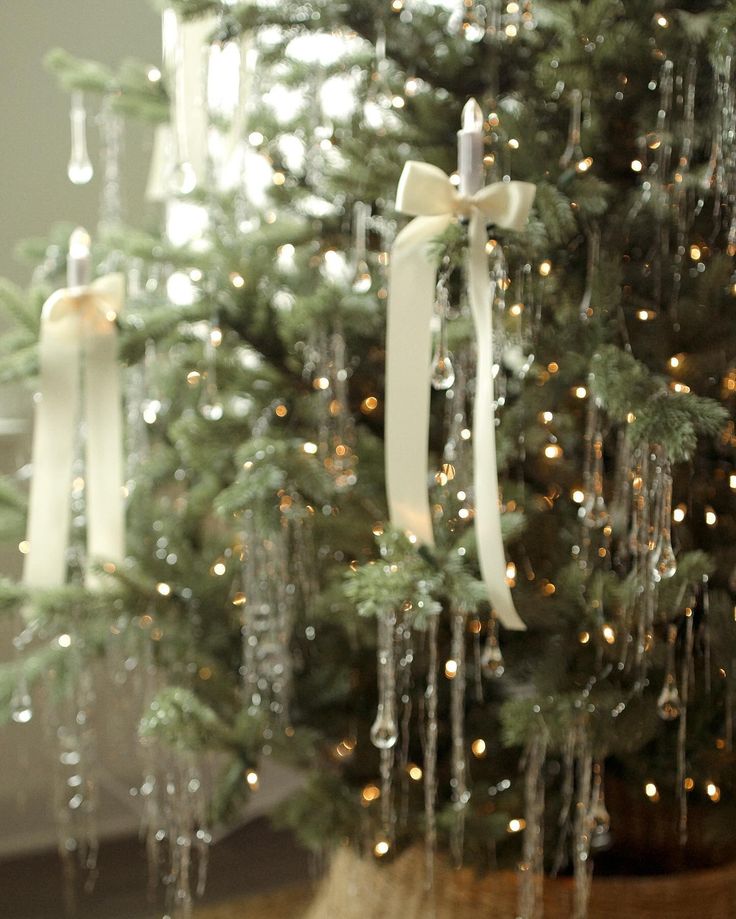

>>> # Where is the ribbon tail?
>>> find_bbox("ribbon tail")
[467,213,526,631]
[23,308,81,588]
[83,289,125,589]
[385,214,451,545]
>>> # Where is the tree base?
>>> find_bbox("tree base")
[303,845,736,919]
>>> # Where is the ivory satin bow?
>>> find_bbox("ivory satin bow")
[385,161,535,630]
[23,274,125,590]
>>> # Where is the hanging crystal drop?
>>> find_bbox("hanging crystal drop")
[370,609,399,749]
[481,611,505,678]
[657,624,682,721]
[449,611,470,868]
[67,91,94,185]
[448,0,487,42]
[431,280,455,390]
[351,201,372,293]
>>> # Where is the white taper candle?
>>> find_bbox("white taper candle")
[67,227,92,289]
[457,98,484,197]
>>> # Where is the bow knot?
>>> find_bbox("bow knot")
[396,160,536,231]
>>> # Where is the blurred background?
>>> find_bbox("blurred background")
[1,0,158,859]
[0,7,309,916]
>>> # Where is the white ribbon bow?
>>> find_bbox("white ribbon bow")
[23,274,125,590]
[385,161,536,630]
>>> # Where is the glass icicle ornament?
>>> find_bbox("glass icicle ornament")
[572,726,594,919]
[677,604,695,846]
[657,623,682,721]
[10,621,34,724]
[481,610,505,678]
[351,201,372,293]
[98,96,124,230]
[239,513,302,726]
[67,91,94,185]
[559,89,590,173]
[449,611,470,867]
[370,609,399,750]
[431,279,455,391]
[579,225,600,321]
[422,615,440,889]
[581,397,608,531]
[518,724,548,919]
[651,459,677,582]
[47,656,100,903]
[10,679,33,725]
[199,316,224,421]
[589,761,612,851]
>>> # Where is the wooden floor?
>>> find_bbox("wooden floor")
[0,818,312,919]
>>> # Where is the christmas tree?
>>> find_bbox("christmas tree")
[2,1,736,917]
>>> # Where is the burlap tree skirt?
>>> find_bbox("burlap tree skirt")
[197,846,736,919]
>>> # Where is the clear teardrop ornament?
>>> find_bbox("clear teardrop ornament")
[370,703,399,749]
[481,614,505,678]
[431,280,455,390]
[658,624,681,721]
[431,354,456,391]
[10,684,33,724]
[657,674,682,721]
[351,261,372,293]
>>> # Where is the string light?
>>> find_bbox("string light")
[645,782,659,801]
[673,504,686,523]
[705,508,717,526]
[245,770,259,789]
[706,782,721,802]
[362,784,380,803]
[374,840,390,857]
[156,582,171,597]
[445,659,458,679]
[471,739,487,758]
[507,818,526,833]
[408,764,423,780]
[631,159,643,172]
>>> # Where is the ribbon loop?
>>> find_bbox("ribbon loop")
[386,161,535,631]
[23,274,125,590]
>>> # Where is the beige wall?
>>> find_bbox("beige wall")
[0,0,160,283]
[0,0,160,855]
